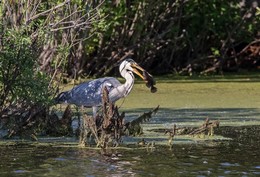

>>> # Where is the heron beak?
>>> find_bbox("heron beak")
[131,63,145,80]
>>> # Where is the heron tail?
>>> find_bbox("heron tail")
[54,91,70,104]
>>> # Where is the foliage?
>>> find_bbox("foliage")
[0,29,51,114]
[83,0,259,76]
[0,0,103,138]
[1,0,258,80]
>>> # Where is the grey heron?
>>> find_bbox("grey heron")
[55,59,153,116]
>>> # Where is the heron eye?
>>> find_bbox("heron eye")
[126,69,131,72]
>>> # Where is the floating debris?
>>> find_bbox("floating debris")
[153,118,220,148]
[188,118,220,136]
[161,118,220,137]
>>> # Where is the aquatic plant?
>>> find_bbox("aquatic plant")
[79,87,159,148]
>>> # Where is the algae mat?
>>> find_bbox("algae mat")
[59,77,260,144]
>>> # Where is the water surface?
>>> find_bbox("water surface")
[1,78,260,176]
[0,135,259,177]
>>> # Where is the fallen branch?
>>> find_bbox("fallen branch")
[237,39,260,57]
[188,118,220,136]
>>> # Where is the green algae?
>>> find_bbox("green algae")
[1,74,260,176]
[51,75,260,145]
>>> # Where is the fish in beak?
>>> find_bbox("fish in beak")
[131,63,157,93]
[131,63,145,80]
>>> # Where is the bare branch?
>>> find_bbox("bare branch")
[28,0,70,22]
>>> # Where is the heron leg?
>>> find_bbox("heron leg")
[92,106,98,118]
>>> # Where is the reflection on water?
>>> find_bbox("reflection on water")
[0,139,259,176]
[1,107,260,176]
[0,143,137,177]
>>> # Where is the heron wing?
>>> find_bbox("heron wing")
[66,77,121,107]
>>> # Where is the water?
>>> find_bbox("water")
[124,107,260,126]
[0,138,259,176]
[1,80,260,176]
[1,107,260,176]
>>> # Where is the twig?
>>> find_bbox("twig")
[29,0,70,22]
[237,39,260,56]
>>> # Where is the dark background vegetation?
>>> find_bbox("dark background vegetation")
[0,0,259,137]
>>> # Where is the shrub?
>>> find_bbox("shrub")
[0,28,52,118]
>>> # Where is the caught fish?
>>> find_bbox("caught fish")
[143,70,157,93]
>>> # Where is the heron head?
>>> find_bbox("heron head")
[119,58,157,93]
[119,59,145,80]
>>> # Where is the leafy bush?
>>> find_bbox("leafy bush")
[0,28,52,116]
[83,0,259,75]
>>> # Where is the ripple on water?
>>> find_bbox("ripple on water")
[14,169,28,173]
[255,165,260,169]
[54,157,67,161]
[220,162,240,167]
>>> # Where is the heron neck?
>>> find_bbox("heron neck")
[123,72,135,96]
